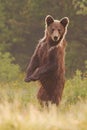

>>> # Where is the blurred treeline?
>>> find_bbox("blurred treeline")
[0,0,87,77]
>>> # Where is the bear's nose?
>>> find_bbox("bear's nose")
[54,36,58,41]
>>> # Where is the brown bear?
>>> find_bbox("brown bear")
[25,15,69,105]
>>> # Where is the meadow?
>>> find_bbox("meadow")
[0,70,87,130]
[0,0,87,129]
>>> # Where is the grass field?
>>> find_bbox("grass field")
[0,70,87,130]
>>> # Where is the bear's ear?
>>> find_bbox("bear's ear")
[60,17,69,28]
[45,15,54,26]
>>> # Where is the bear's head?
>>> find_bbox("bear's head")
[45,15,69,44]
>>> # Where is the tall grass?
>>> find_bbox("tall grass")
[0,70,87,130]
[0,101,87,130]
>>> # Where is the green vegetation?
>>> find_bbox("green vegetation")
[0,52,20,82]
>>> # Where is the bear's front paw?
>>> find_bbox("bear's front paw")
[24,75,39,82]
[30,68,40,81]
[30,75,39,81]
[24,77,32,82]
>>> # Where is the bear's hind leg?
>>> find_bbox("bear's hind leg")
[37,87,50,106]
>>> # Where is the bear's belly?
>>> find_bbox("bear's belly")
[40,72,57,89]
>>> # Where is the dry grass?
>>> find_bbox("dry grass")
[0,100,87,130]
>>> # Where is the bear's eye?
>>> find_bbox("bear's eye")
[58,29,61,33]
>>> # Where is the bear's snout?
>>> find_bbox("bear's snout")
[54,36,58,41]
[51,30,60,41]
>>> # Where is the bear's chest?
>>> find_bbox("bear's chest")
[38,42,64,67]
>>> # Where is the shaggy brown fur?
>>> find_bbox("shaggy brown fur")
[25,15,69,105]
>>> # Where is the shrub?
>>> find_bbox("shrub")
[62,70,87,105]
[0,52,20,82]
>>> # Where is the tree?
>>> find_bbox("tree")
[73,0,87,15]
[0,0,86,76]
